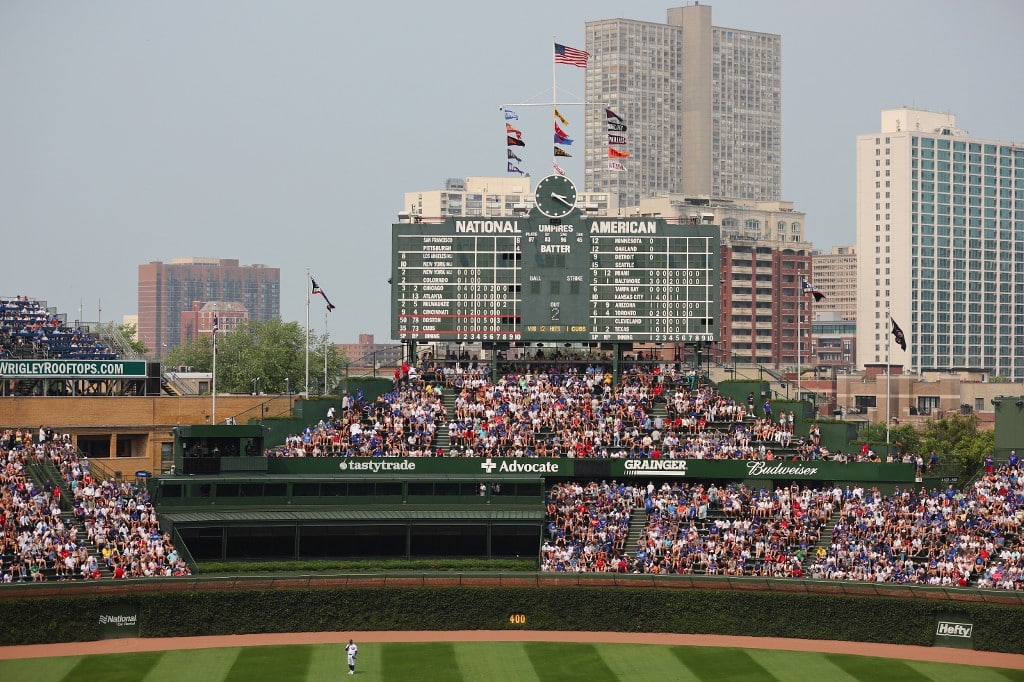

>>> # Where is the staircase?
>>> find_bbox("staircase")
[24,460,111,580]
[803,508,840,577]
[434,383,456,454]
[623,507,649,557]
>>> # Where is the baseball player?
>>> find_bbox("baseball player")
[344,638,358,675]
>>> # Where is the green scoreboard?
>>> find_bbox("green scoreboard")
[391,211,720,343]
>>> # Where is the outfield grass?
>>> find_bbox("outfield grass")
[2,642,1022,681]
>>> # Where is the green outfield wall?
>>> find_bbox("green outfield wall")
[1,584,1021,653]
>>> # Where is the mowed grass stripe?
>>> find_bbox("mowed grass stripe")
[600,642,690,680]
[60,650,163,682]
[674,646,782,681]
[307,642,366,681]
[826,652,930,681]
[381,642,461,682]
[141,648,242,682]
[223,644,311,682]
[524,642,615,682]
[453,642,540,682]
[904,660,1023,682]
[0,655,80,682]
[746,648,860,682]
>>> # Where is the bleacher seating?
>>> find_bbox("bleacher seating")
[0,296,116,361]
[0,427,190,583]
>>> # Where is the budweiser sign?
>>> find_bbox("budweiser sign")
[745,462,820,478]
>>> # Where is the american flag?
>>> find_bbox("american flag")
[554,43,589,68]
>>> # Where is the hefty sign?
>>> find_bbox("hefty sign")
[936,622,973,638]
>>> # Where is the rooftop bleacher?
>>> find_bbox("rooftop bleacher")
[0,296,117,360]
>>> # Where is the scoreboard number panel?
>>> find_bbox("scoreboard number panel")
[392,212,720,343]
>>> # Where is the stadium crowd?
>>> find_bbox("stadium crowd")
[538,463,1024,590]
[266,362,872,463]
[4,345,1020,591]
[0,426,190,583]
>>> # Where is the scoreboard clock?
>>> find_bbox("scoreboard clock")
[534,174,578,219]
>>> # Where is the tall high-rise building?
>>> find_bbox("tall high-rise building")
[855,108,1024,379]
[812,246,858,320]
[584,4,782,206]
[138,258,280,357]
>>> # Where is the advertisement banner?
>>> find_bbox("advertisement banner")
[0,359,147,378]
[98,602,140,639]
[934,615,975,649]
[263,457,914,483]
[267,457,573,478]
[610,459,916,482]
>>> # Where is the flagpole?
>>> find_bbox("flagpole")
[886,308,892,450]
[305,268,310,398]
[797,294,802,401]
[323,309,328,396]
[552,35,557,171]
[212,306,217,425]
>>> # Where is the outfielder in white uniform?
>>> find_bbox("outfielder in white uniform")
[344,639,358,675]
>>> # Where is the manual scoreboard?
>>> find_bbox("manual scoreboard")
[391,213,720,344]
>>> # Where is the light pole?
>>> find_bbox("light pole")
[284,378,290,395]
[252,377,259,395]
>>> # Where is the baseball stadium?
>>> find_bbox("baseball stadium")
[2,209,1024,680]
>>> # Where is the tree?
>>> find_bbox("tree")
[116,322,148,356]
[164,334,213,372]
[855,422,921,456]
[162,319,345,395]
[919,413,993,479]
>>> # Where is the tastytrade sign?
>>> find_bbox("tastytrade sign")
[0,360,147,378]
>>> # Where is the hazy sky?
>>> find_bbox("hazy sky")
[3,1,1022,345]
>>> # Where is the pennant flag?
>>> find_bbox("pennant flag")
[507,162,524,175]
[607,121,627,132]
[554,146,572,158]
[607,134,628,145]
[607,160,627,172]
[507,136,526,147]
[503,108,519,121]
[554,122,570,138]
[554,43,589,68]
[506,122,522,137]
[554,109,568,126]
[891,318,907,351]
[608,147,630,158]
[507,149,522,162]
[554,133,574,146]
[802,279,826,302]
[605,107,623,122]
[553,161,567,177]
[311,277,336,312]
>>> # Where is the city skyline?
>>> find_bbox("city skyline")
[3,1,1022,343]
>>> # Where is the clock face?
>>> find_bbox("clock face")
[534,175,578,219]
